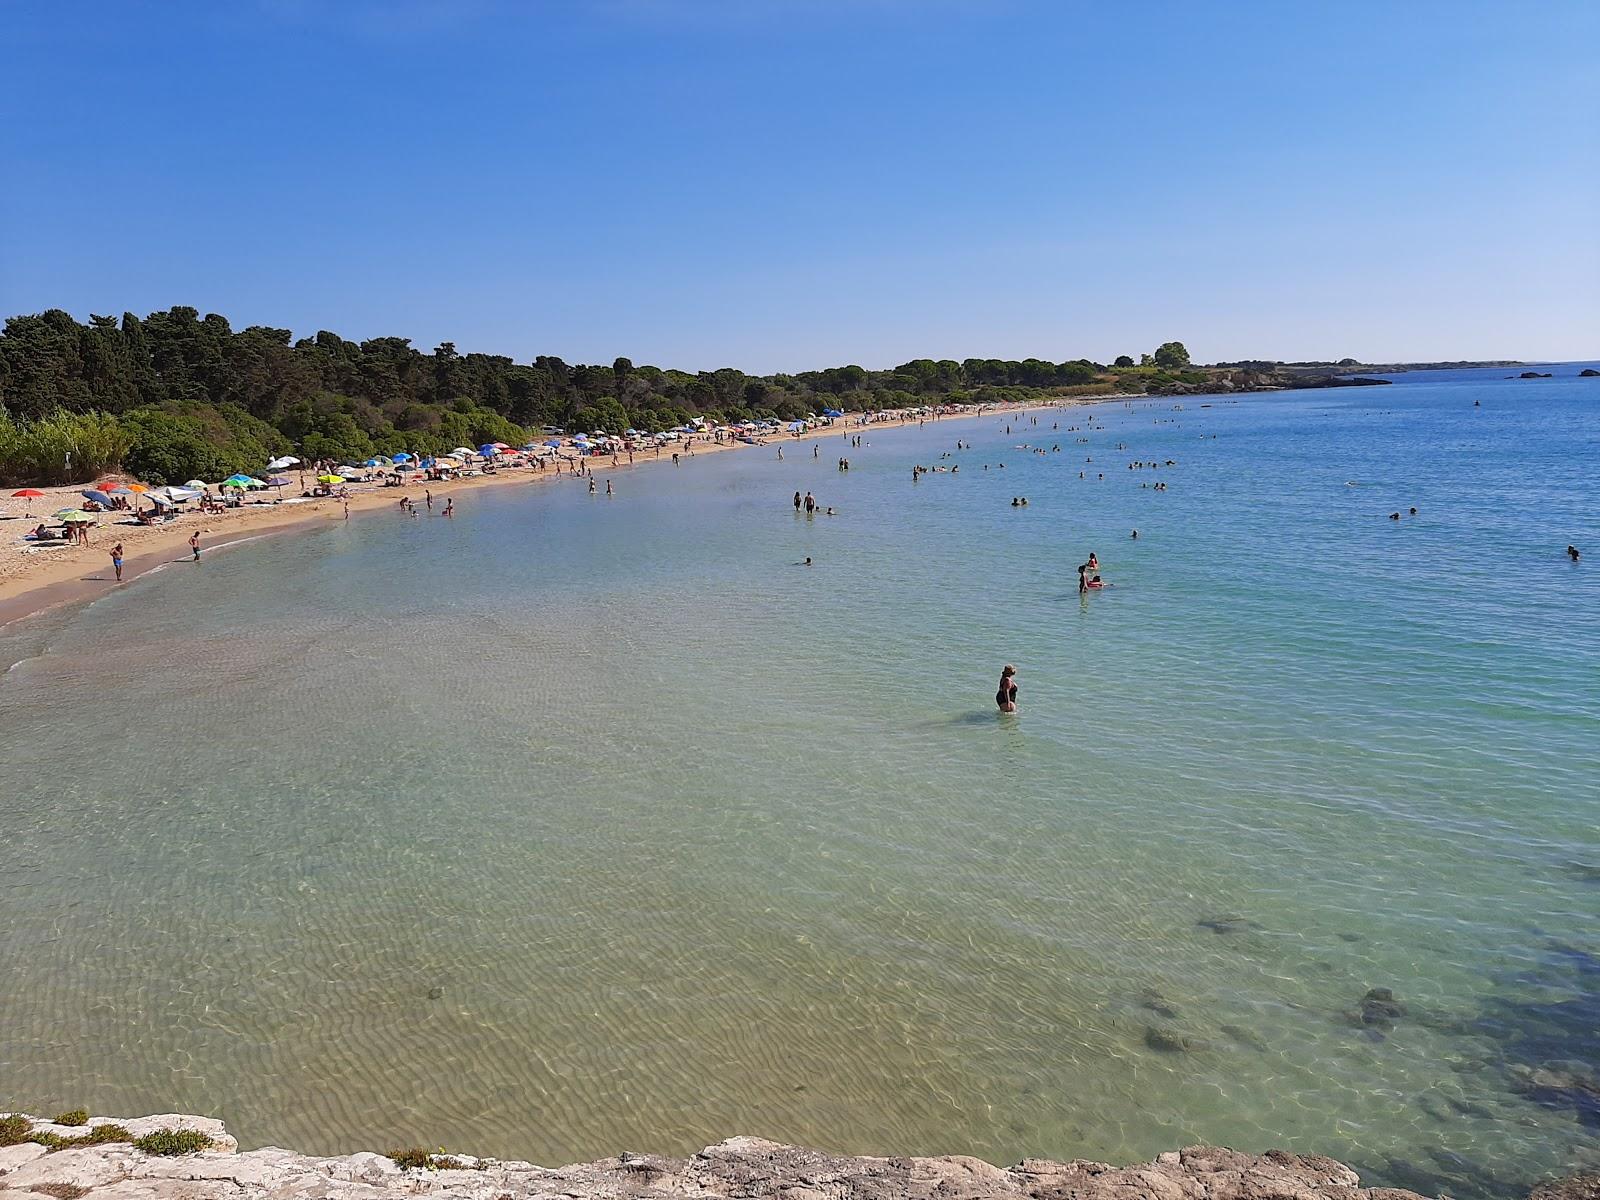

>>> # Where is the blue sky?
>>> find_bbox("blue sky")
[3,0,1596,370]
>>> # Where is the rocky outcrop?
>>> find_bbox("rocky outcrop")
[4,1111,1594,1200]
[0,1112,1452,1200]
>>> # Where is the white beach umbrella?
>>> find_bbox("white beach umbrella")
[184,479,209,489]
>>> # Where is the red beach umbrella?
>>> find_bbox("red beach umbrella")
[12,488,45,498]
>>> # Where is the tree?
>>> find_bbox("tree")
[1153,341,1190,369]
[1114,355,1135,368]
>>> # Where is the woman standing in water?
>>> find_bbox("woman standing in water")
[995,664,1018,713]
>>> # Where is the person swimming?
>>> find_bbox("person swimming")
[1087,552,1098,570]
[1569,545,1582,561]
[995,664,1018,712]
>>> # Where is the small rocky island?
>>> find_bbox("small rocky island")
[2,1111,1596,1200]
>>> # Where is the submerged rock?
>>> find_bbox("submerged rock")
[1138,988,1181,1019]
[1361,987,1408,1029]
[1220,1023,1269,1051]
[1197,914,1263,935]
[1509,1062,1600,1128]
[1144,1026,1208,1053]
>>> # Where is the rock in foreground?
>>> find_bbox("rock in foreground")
[0,1111,1457,1200]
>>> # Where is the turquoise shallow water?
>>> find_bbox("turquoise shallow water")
[1,369,1597,1197]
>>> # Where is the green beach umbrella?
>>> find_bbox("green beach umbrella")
[53,508,95,522]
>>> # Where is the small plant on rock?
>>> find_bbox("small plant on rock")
[52,1109,89,1127]
[37,1123,133,1152]
[131,1128,213,1156]
[0,1115,33,1146]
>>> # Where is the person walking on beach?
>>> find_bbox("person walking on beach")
[110,542,123,582]
[996,664,1018,713]
[589,477,596,494]
[605,478,613,495]
[425,490,432,510]
[443,499,454,518]
[189,531,201,561]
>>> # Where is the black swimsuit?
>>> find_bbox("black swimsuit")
[996,683,1017,708]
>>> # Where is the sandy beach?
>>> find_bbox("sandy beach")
[0,401,1081,628]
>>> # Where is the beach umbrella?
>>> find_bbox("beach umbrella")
[392,452,413,462]
[157,486,200,502]
[823,408,843,417]
[544,439,563,448]
[266,474,293,487]
[124,482,149,493]
[451,446,475,457]
[787,421,807,431]
[184,479,208,489]
[266,456,298,470]
[81,489,113,504]
[222,473,254,485]
[12,488,46,498]
[479,444,498,456]
[53,508,95,522]
[144,492,175,507]
[316,474,343,485]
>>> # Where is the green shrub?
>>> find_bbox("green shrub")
[53,1109,89,1127]
[387,1147,475,1170]
[0,409,132,486]
[34,1123,132,1152]
[0,1114,32,1146]
[131,1128,213,1156]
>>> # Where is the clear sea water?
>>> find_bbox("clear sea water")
[1,368,1596,1197]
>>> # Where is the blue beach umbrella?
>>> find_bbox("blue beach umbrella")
[544,439,562,448]
[392,452,413,462]
[823,408,843,417]
[80,489,112,505]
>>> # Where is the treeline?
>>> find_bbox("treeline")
[0,307,1176,485]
